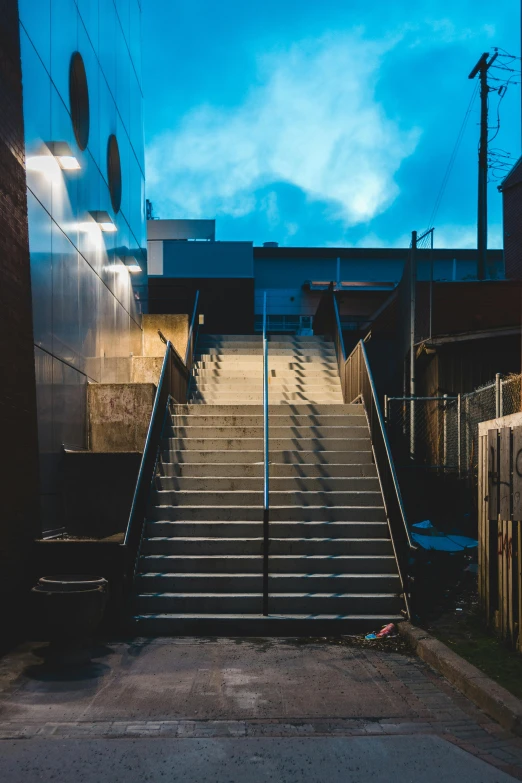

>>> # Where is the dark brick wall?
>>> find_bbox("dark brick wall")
[0,0,41,641]
[149,278,255,334]
[502,172,522,280]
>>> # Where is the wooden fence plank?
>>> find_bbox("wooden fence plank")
[500,427,512,521]
[488,429,499,521]
[478,434,486,612]
[513,426,522,522]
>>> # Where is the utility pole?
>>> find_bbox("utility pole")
[409,231,417,461]
[468,51,498,280]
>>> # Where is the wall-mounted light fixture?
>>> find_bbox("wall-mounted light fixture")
[89,210,117,232]
[125,257,142,273]
[45,141,81,170]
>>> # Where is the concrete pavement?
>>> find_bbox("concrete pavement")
[0,735,517,782]
[1,637,522,780]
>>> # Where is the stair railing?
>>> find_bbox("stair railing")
[123,340,189,591]
[262,291,270,616]
[328,291,414,619]
[184,290,200,369]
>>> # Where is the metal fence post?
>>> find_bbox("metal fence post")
[384,395,388,432]
[465,395,470,478]
[495,373,502,418]
[457,393,462,477]
[443,393,448,471]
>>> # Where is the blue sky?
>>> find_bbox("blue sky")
[142,0,520,248]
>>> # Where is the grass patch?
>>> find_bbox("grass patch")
[428,595,522,700]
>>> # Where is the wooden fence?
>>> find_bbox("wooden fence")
[478,412,522,651]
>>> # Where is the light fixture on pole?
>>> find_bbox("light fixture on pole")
[89,210,117,232]
[45,141,81,170]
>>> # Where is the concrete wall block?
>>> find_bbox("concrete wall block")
[131,356,163,385]
[88,383,155,452]
[142,313,188,359]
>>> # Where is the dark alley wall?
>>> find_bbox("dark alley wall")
[0,0,40,640]
[501,159,522,280]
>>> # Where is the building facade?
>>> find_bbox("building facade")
[500,156,522,280]
[147,220,504,336]
[20,0,147,532]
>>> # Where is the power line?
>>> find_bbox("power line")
[425,81,479,232]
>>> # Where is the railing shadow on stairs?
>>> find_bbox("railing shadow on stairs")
[123,292,200,600]
[315,286,415,620]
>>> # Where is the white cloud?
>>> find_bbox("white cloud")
[434,224,503,249]
[146,32,421,226]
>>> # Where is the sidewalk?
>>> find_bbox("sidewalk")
[1,637,522,781]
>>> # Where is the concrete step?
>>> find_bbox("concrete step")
[172,403,364,416]
[190,395,344,404]
[191,399,345,406]
[198,335,331,344]
[136,572,401,593]
[156,476,380,491]
[196,338,335,353]
[146,520,388,538]
[197,347,337,356]
[152,490,383,507]
[170,415,366,427]
[193,368,340,377]
[149,505,386,523]
[192,380,342,390]
[162,450,374,465]
[195,357,338,366]
[142,536,394,556]
[198,334,330,341]
[163,437,369,452]
[135,592,403,615]
[164,426,365,439]
[138,553,398,574]
[160,462,377,478]
[192,387,343,396]
[132,613,404,636]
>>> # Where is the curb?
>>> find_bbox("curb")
[399,621,522,736]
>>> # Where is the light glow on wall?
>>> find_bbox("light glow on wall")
[45,141,81,170]
[89,210,117,232]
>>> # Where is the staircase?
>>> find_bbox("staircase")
[190,334,344,404]
[134,334,404,634]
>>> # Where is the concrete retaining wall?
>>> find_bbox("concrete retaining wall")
[88,383,156,452]
[142,314,188,359]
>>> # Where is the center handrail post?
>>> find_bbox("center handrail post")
[262,291,269,616]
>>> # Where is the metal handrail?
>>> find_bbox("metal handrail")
[322,285,414,617]
[123,340,189,590]
[359,340,414,553]
[262,291,269,616]
[332,291,346,363]
[184,290,200,368]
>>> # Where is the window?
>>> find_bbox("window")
[69,52,89,150]
[107,134,122,213]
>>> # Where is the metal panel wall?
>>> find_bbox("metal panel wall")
[19,0,146,532]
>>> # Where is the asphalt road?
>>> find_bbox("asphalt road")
[0,735,517,782]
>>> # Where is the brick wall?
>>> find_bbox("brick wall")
[501,160,522,280]
[0,0,41,643]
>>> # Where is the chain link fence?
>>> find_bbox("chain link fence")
[386,373,521,481]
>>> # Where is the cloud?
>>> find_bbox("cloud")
[331,224,503,250]
[146,32,421,226]
[433,224,503,249]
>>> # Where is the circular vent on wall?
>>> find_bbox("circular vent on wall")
[69,52,89,150]
[107,134,122,213]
